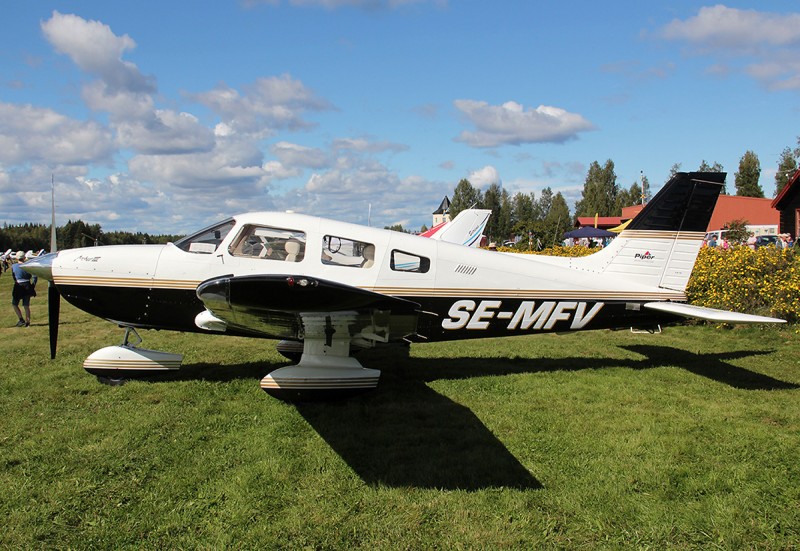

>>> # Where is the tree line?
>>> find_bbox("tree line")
[6,140,799,252]
[443,138,800,246]
[0,220,182,253]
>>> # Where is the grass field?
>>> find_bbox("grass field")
[1,274,799,548]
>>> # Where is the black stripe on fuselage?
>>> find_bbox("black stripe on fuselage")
[58,284,680,342]
[414,297,678,341]
[59,285,208,333]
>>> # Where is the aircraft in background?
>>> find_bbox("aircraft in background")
[420,208,491,247]
[22,172,784,400]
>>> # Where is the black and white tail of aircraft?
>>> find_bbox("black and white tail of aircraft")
[21,172,784,399]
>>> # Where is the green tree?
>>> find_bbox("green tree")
[775,146,797,197]
[512,191,535,224]
[722,218,749,244]
[449,178,482,219]
[481,183,502,240]
[574,160,619,217]
[734,150,764,198]
[496,188,513,242]
[544,192,571,246]
[537,187,553,220]
[481,183,513,241]
[698,160,726,194]
[669,163,682,178]
[616,182,642,211]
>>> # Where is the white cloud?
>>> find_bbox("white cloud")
[284,156,449,228]
[660,5,800,51]
[0,102,114,165]
[4,11,444,234]
[658,5,800,90]
[192,75,334,137]
[115,110,215,155]
[454,99,595,148]
[129,151,265,190]
[80,80,154,119]
[271,141,330,169]
[332,137,409,154]
[41,11,154,93]
[467,166,500,188]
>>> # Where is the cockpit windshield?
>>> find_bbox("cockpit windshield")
[174,219,235,254]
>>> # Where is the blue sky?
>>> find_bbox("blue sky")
[2,1,800,235]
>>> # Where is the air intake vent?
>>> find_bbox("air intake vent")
[455,264,477,275]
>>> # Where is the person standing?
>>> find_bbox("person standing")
[11,251,37,327]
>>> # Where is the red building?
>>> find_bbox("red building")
[574,216,623,230]
[772,169,800,238]
[621,195,778,234]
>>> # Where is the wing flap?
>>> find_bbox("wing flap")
[643,302,785,324]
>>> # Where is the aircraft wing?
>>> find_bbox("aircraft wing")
[643,302,786,324]
[196,274,421,340]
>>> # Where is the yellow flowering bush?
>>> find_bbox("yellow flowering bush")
[687,246,800,323]
[495,245,596,257]
[491,243,799,323]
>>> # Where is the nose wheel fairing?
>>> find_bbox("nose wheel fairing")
[82,327,183,380]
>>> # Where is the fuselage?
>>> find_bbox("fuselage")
[36,211,682,342]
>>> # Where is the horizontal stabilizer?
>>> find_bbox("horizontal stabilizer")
[643,302,786,324]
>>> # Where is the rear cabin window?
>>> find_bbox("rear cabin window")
[229,225,306,262]
[391,250,430,273]
[175,219,235,254]
[321,235,375,268]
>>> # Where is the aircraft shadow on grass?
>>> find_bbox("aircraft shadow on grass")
[381,345,798,392]
[153,343,795,491]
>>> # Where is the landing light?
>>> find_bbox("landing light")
[286,276,315,288]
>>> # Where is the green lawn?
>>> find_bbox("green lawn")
[1,275,799,548]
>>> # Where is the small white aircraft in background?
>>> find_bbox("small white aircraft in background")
[420,208,491,247]
[22,172,784,400]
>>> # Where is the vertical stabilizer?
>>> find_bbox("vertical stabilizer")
[422,208,491,247]
[578,172,724,292]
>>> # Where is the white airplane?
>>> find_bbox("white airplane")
[420,208,492,247]
[22,172,784,399]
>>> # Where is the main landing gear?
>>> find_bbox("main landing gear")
[262,314,382,401]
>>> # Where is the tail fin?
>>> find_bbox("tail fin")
[586,172,724,292]
[422,208,491,247]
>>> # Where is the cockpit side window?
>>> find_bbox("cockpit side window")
[229,225,306,262]
[174,219,235,254]
[391,250,430,273]
[321,235,375,268]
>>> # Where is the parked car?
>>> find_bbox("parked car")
[754,235,779,248]
[705,230,728,242]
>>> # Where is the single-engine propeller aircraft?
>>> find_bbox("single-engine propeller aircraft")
[22,172,784,399]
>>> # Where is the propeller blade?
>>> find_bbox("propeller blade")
[48,283,60,359]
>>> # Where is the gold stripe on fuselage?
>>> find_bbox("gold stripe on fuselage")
[54,276,201,290]
[54,277,687,302]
